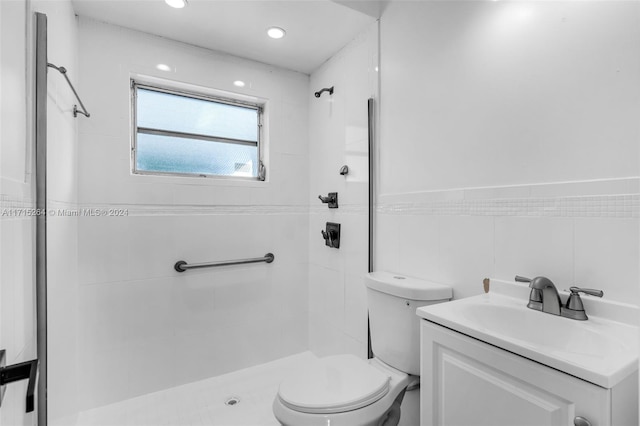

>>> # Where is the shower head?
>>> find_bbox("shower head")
[314,86,334,98]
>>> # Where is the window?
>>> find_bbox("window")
[132,81,264,180]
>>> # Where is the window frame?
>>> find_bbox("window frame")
[131,79,265,181]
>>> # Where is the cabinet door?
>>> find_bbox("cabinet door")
[420,320,611,426]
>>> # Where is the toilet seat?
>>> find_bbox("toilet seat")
[277,354,390,415]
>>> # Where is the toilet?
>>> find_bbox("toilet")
[273,271,452,426]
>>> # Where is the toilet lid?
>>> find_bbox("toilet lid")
[277,354,390,414]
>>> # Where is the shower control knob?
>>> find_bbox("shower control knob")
[321,222,341,249]
[321,230,332,245]
[318,192,338,208]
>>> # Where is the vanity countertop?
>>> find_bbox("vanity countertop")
[417,279,639,388]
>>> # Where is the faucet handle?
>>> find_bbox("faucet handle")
[563,287,603,320]
[514,275,532,283]
[569,286,604,298]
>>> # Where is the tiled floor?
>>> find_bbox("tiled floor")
[74,352,316,426]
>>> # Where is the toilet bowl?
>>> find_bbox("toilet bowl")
[273,354,410,426]
[273,272,452,426]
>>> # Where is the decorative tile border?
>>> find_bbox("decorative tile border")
[21,200,311,217]
[309,204,368,215]
[0,193,36,220]
[0,193,35,209]
[377,194,640,218]
[4,180,638,219]
[47,201,366,216]
[3,197,351,217]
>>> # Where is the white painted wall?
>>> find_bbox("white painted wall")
[0,0,37,424]
[307,23,378,358]
[377,2,639,303]
[74,17,310,411]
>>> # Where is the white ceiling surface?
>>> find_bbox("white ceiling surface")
[70,0,379,74]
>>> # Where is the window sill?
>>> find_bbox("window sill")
[130,172,269,188]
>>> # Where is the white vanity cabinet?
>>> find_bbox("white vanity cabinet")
[420,320,638,426]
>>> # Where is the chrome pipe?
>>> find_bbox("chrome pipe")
[47,62,90,118]
[174,253,274,272]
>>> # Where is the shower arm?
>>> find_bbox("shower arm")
[314,86,334,98]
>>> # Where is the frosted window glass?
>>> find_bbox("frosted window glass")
[136,133,257,177]
[133,84,262,179]
[137,88,258,141]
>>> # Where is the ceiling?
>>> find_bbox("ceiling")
[70,0,382,74]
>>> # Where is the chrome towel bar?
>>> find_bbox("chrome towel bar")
[174,253,274,272]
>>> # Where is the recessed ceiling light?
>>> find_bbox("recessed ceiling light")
[233,80,246,88]
[156,64,171,72]
[267,27,286,39]
[165,0,187,9]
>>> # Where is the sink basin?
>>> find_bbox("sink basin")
[416,282,638,388]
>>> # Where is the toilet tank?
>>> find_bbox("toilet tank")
[365,272,452,376]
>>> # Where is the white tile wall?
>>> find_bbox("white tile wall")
[438,216,494,300]
[574,218,639,303]
[397,215,440,280]
[307,22,378,359]
[377,1,640,306]
[0,1,37,424]
[0,0,29,184]
[379,1,640,195]
[376,188,639,303]
[494,217,574,284]
[72,17,310,411]
[343,273,368,343]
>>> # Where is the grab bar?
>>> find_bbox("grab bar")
[47,63,90,118]
[174,253,274,272]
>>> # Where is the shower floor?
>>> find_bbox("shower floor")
[75,352,317,426]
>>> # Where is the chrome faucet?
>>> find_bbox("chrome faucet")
[515,275,604,320]
[515,275,561,315]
